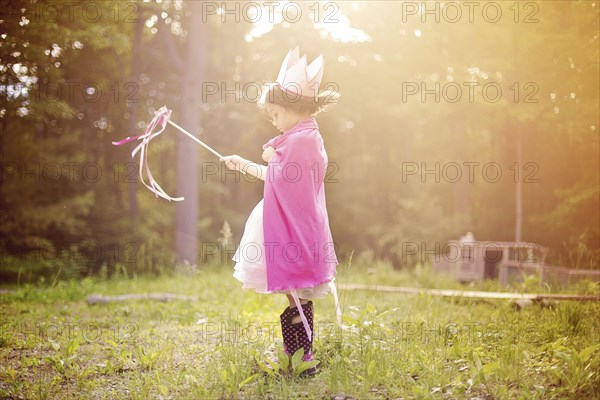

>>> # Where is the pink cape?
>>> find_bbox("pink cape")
[262,117,338,292]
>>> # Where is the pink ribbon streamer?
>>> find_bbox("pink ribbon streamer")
[112,106,184,202]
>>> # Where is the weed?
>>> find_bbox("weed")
[1,264,598,398]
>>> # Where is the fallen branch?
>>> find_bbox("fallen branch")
[87,293,197,305]
[338,283,600,302]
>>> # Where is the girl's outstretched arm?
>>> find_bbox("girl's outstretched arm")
[220,155,267,181]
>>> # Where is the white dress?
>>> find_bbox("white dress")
[232,199,332,299]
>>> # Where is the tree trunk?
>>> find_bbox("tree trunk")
[127,10,143,220]
[175,2,206,264]
[515,122,523,243]
[452,118,472,227]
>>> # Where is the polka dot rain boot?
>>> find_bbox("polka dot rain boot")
[280,301,317,376]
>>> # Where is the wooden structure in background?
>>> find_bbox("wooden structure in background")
[432,237,599,286]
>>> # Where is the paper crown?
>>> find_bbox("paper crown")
[275,47,324,99]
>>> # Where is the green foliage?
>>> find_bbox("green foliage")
[1,265,599,398]
[551,342,599,396]
[0,0,598,281]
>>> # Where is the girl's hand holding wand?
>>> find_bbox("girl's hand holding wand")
[220,155,268,181]
[220,154,247,172]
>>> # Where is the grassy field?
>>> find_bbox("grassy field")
[1,261,599,399]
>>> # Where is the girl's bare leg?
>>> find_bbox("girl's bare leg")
[285,294,308,324]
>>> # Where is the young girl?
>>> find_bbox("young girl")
[220,47,340,374]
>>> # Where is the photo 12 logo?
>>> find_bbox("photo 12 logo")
[1,239,142,266]
[401,81,539,104]
[1,162,103,184]
[29,80,139,105]
[200,1,341,24]
[1,1,140,24]
[5,321,139,344]
[201,81,340,104]
[200,240,339,264]
[400,1,540,24]
[401,162,539,184]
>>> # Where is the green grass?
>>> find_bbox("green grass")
[1,261,599,399]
